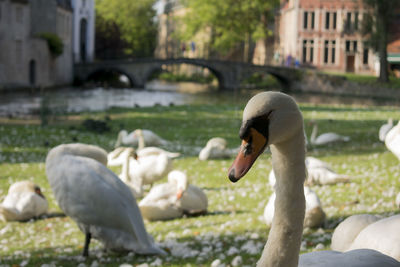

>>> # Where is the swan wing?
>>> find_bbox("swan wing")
[348,215,400,261]
[385,124,400,160]
[179,185,208,213]
[46,155,159,254]
[299,249,400,267]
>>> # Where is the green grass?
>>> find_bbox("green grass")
[0,99,400,266]
[323,71,400,89]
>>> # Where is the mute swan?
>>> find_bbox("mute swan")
[199,137,235,160]
[45,143,164,256]
[0,180,48,222]
[118,147,143,198]
[264,186,325,228]
[309,122,350,146]
[120,149,173,198]
[379,118,393,142]
[269,156,349,187]
[139,170,208,221]
[227,92,399,267]
[331,213,400,261]
[115,129,168,148]
[385,120,400,161]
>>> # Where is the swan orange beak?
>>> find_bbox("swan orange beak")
[176,189,183,200]
[228,128,267,183]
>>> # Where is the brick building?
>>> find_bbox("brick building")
[276,0,378,74]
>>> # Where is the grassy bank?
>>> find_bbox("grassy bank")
[0,97,399,266]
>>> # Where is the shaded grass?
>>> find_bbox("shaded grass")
[0,98,400,266]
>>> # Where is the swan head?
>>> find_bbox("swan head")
[228,92,304,182]
[34,185,46,199]
[115,130,128,147]
[168,170,188,199]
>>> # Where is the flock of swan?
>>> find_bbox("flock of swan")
[0,91,399,266]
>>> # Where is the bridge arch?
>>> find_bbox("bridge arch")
[142,60,226,89]
[85,67,137,87]
[74,58,301,91]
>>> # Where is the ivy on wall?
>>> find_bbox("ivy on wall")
[38,33,64,57]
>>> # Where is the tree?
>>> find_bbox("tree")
[96,0,158,58]
[362,0,400,82]
[178,0,279,62]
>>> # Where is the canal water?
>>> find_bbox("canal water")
[0,81,398,117]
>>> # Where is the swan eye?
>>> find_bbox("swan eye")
[243,136,253,156]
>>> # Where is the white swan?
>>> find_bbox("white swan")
[331,213,400,261]
[379,118,393,142]
[139,170,208,221]
[118,147,143,198]
[269,156,349,187]
[115,129,168,148]
[120,150,173,198]
[227,92,399,267]
[310,122,350,146]
[264,186,325,228]
[385,120,400,161]
[199,137,236,160]
[0,180,48,222]
[45,143,164,256]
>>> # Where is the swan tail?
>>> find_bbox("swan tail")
[0,206,19,222]
[343,136,351,142]
[307,174,351,185]
[166,152,181,158]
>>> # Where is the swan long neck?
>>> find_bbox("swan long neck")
[257,131,306,267]
[120,151,131,183]
[137,130,146,150]
[310,124,317,143]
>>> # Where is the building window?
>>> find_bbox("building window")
[303,11,315,30]
[325,12,337,31]
[324,40,336,64]
[302,39,314,63]
[303,11,308,29]
[363,47,369,64]
[344,12,359,32]
[311,12,315,29]
[354,12,359,30]
[324,41,329,63]
[325,12,330,29]
[346,12,352,31]
[345,40,358,53]
[333,12,337,29]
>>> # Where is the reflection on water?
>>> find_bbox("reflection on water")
[0,81,398,117]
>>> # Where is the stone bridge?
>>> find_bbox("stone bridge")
[74,58,303,90]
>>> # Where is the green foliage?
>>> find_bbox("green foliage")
[361,0,400,82]
[96,0,158,57]
[156,71,215,84]
[241,73,281,89]
[179,0,279,55]
[38,33,64,57]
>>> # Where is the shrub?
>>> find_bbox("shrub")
[38,33,64,57]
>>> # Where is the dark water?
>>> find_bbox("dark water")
[0,81,398,117]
